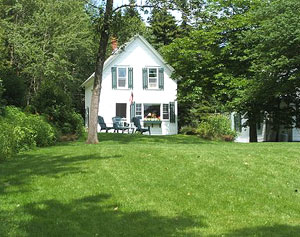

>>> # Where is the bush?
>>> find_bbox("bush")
[5,107,56,147]
[0,106,57,160]
[26,114,57,147]
[0,121,15,160]
[196,114,237,141]
[180,126,198,135]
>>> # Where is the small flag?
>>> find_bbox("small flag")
[129,91,133,104]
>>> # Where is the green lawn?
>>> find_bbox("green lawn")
[0,134,300,236]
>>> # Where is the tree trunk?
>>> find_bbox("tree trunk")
[86,0,114,144]
[249,117,258,142]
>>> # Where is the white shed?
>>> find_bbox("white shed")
[82,35,178,135]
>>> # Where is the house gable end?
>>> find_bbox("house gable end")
[82,35,174,87]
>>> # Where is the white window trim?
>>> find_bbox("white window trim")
[117,66,128,89]
[147,67,158,89]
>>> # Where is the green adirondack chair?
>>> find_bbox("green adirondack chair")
[112,117,130,133]
[98,116,114,133]
[133,117,151,135]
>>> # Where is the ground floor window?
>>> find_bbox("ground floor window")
[144,104,160,119]
[162,104,169,119]
[116,103,126,118]
[136,103,142,117]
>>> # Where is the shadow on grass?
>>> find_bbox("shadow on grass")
[18,194,206,237]
[210,225,300,237]
[97,133,213,145]
[0,153,122,195]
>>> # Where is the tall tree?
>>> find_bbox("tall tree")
[0,0,96,110]
[111,0,146,46]
[87,0,113,144]
[148,8,179,48]
[161,0,262,141]
[240,0,300,141]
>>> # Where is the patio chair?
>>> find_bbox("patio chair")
[112,117,130,133]
[98,116,114,133]
[133,117,151,135]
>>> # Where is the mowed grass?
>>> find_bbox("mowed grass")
[0,134,300,236]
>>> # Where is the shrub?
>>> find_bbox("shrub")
[70,111,85,137]
[180,126,198,135]
[26,114,56,147]
[196,114,237,141]
[6,107,56,147]
[0,106,57,160]
[0,121,15,160]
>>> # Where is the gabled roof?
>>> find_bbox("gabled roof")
[81,35,174,87]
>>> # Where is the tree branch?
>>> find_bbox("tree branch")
[112,4,157,13]
[83,1,177,13]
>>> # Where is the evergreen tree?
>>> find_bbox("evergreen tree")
[148,8,179,48]
[110,0,146,47]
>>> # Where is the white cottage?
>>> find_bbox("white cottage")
[82,35,178,135]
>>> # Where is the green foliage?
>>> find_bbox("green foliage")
[110,0,147,46]
[0,120,15,160]
[1,68,26,107]
[196,114,237,141]
[180,125,197,135]
[148,8,180,49]
[0,78,5,114]
[162,29,228,127]
[0,0,96,111]
[5,106,56,146]
[0,106,56,160]
[32,81,84,137]
[241,0,300,129]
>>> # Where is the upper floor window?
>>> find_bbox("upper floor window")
[148,68,158,89]
[118,67,127,88]
[142,67,164,90]
[112,66,133,89]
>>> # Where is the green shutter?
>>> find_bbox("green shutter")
[130,102,136,122]
[159,68,164,89]
[169,102,175,123]
[111,67,117,89]
[142,68,148,89]
[128,67,133,89]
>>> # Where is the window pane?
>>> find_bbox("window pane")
[116,103,127,118]
[118,78,126,87]
[118,68,126,77]
[149,84,157,88]
[149,78,157,83]
[149,68,157,77]
[144,104,160,119]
